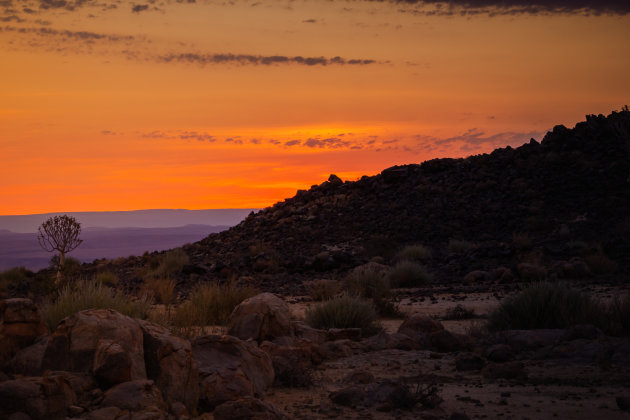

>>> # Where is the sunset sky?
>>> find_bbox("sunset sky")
[1,0,629,215]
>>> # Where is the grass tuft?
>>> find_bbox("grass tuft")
[488,282,603,331]
[396,244,432,261]
[172,281,258,328]
[388,260,433,288]
[305,294,381,336]
[42,280,152,330]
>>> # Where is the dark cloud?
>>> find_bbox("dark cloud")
[302,18,317,23]
[0,25,135,42]
[303,137,352,149]
[388,0,630,15]
[156,53,376,66]
[131,4,148,13]
[285,139,301,146]
[141,130,215,142]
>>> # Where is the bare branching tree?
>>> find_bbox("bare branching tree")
[37,215,83,286]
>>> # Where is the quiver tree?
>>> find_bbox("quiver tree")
[37,215,83,286]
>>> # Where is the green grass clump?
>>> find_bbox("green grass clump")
[388,260,433,288]
[345,269,390,300]
[0,266,33,292]
[396,244,432,261]
[488,282,603,331]
[305,294,381,336]
[305,279,342,301]
[94,271,118,287]
[173,281,258,327]
[145,249,189,279]
[42,280,152,330]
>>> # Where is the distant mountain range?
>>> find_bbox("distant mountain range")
[0,209,256,270]
[0,209,257,233]
[0,224,232,270]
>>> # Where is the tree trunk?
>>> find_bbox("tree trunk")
[56,252,65,287]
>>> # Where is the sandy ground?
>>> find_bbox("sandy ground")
[263,287,630,420]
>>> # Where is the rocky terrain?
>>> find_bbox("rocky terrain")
[79,110,630,296]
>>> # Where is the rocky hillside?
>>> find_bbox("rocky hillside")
[90,110,630,294]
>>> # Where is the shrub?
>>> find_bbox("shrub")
[305,279,342,301]
[345,269,390,300]
[173,281,258,327]
[345,268,399,316]
[487,282,604,331]
[305,294,381,336]
[388,261,433,288]
[144,249,189,279]
[144,277,176,305]
[42,280,152,330]
[396,244,432,261]
[0,266,32,292]
[94,271,118,287]
[443,304,476,320]
[447,239,476,254]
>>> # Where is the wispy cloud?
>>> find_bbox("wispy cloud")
[388,0,630,16]
[156,53,377,66]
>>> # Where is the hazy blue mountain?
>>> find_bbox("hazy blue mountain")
[0,209,256,233]
[0,224,231,270]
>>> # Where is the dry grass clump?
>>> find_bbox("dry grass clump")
[0,266,32,292]
[345,267,399,316]
[443,304,476,320]
[94,271,118,287]
[305,294,381,336]
[396,244,432,261]
[143,277,176,305]
[42,280,152,330]
[305,279,342,301]
[388,260,433,288]
[144,248,189,279]
[607,294,630,336]
[172,281,258,328]
[488,282,604,331]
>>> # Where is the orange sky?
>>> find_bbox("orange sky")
[1,0,629,214]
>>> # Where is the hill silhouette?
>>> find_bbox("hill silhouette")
[88,110,630,294]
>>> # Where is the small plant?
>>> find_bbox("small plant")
[447,239,477,253]
[144,249,189,279]
[94,271,118,287]
[0,266,33,292]
[388,260,433,288]
[396,244,432,261]
[305,279,342,301]
[345,269,390,300]
[443,304,476,320]
[488,282,604,330]
[173,281,258,328]
[42,280,151,330]
[305,294,381,336]
[144,277,176,305]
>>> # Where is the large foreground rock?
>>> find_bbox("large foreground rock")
[0,374,77,419]
[192,335,274,412]
[138,319,199,413]
[227,293,292,342]
[42,309,146,384]
[0,298,48,367]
